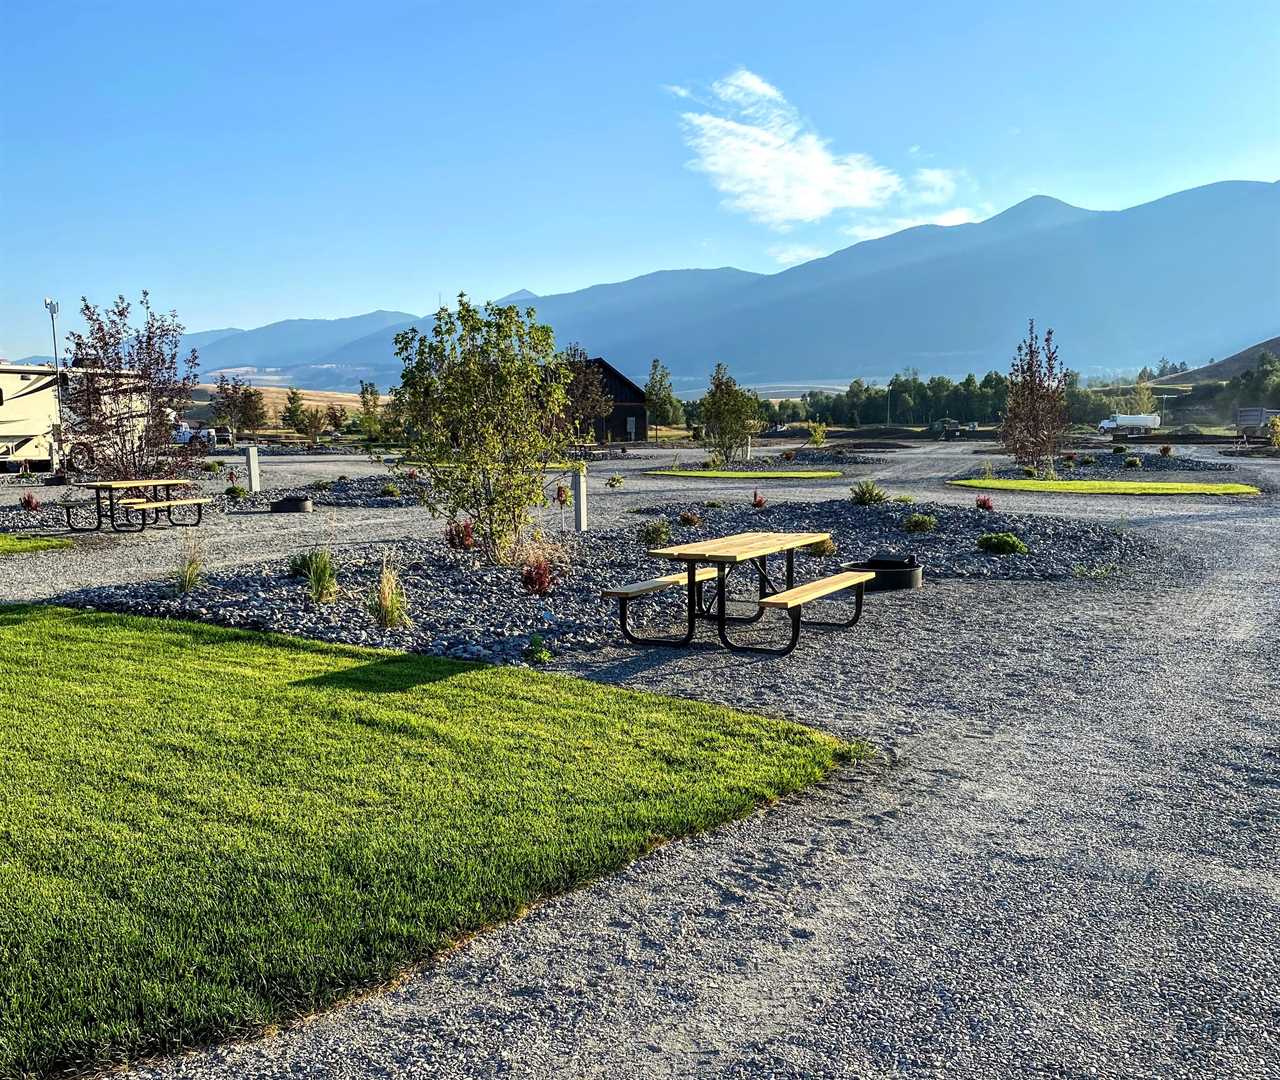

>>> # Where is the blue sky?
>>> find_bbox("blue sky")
[3,0,1277,358]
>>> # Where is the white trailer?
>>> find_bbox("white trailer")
[0,363,61,470]
[1098,413,1161,435]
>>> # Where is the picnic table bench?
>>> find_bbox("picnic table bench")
[64,479,211,533]
[603,530,875,656]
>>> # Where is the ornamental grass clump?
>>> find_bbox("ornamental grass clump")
[174,537,203,595]
[366,554,411,628]
[305,549,338,604]
[19,492,40,513]
[1111,445,1128,455]
[638,518,671,546]
[893,494,915,504]
[1081,455,1097,465]
[1124,456,1142,469]
[605,474,624,489]
[1159,444,1173,457]
[903,513,938,534]
[520,557,555,596]
[224,485,248,500]
[380,482,401,498]
[977,532,1029,555]
[678,509,702,527]
[807,537,837,557]
[851,479,889,506]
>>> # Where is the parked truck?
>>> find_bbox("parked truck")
[1098,413,1161,436]
[1235,406,1280,439]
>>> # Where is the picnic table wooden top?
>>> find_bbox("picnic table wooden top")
[649,530,831,564]
[78,478,196,490]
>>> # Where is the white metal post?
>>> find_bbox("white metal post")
[245,446,261,492]
[572,466,587,531]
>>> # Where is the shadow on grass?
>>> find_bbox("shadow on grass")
[295,651,475,694]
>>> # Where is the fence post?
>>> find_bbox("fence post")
[572,465,587,531]
[245,445,261,493]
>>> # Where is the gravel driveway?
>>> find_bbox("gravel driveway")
[97,449,1280,1080]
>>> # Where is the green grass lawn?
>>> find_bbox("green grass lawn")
[0,534,73,557]
[647,469,842,480]
[949,478,1260,496]
[0,606,850,1077]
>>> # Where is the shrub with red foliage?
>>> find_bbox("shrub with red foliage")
[521,557,554,596]
[19,492,40,513]
[445,519,475,551]
[752,489,766,509]
[975,495,995,511]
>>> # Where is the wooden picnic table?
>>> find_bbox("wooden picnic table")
[70,478,206,533]
[602,530,841,653]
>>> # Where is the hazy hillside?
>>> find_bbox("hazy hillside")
[99,179,1278,392]
[1153,335,1280,385]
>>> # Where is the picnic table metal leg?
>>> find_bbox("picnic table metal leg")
[617,560,700,647]
[715,563,801,656]
[800,581,866,629]
[109,489,145,533]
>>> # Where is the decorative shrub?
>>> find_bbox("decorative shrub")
[903,513,938,534]
[380,482,401,498]
[1081,455,1098,465]
[224,485,248,500]
[1059,458,1076,470]
[1061,451,1076,462]
[1269,415,1280,448]
[1022,466,1037,478]
[893,494,915,504]
[975,494,995,511]
[980,459,995,480]
[305,548,337,604]
[1111,445,1128,454]
[638,518,671,546]
[200,461,219,473]
[781,450,796,461]
[19,492,40,513]
[523,633,552,664]
[807,537,837,557]
[678,510,702,526]
[1159,444,1173,457]
[977,532,1029,555]
[605,474,624,489]
[311,479,332,491]
[751,489,766,509]
[520,557,555,596]
[445,519,475,550]
[1124,456,1142,469]
[366,554,411,628]
[703,499,723,508]
[851,479,889,506]
[174,536,203,595]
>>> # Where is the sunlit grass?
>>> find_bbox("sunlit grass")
[0,534,73,556]
[0,605,850,1076]
[648,469,842,480]
[949,479,1260,496]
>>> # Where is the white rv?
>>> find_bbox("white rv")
[0,362,61,471]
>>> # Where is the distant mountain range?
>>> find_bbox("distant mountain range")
[1152,334,1280,385]
[15,180,1278,392]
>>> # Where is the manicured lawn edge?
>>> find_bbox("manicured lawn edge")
[948,479,1261,496]
[0,605,861,1076]
[646,469,843,480]
[0,534,73,556]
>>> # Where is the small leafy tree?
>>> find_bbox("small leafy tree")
[645,358,683,427]
[298,406,328,445]
[63,292,200,479]
[1132,379,1157,416]
[700,362,760,462]
[1267,414,1280,448]
[562,342,613,441]
[358,381,382,443]
[241,387,268,433]
[326,404,349,431]
[1002,320,1068,469]
[282,387,306,432]
[394,294,573,561]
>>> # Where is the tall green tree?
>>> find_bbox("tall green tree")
[394,294,573,561]
[644,358,682,428]
[282,387,306,432]
[358,381,382,443]
[699,363,760,463]
[562,343,613,440]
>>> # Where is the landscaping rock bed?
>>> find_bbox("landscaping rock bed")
[657,448,884,472]
[216,474,426,513]
[51,496,1154,664]
[972,448,1234,479]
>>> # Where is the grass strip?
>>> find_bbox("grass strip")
[948,479,1260,496]
[0,534,73,557]
[0,605,851,1076]
[646,470,842,480]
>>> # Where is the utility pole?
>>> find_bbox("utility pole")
[43,298,64,469]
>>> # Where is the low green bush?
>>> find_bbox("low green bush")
[851,479,888,506]
[605,474,624,489]
[977,532,1029,555]
[224,485,248,500]
[200,461,219,473]
[903,513,938,533]
[1081,455,1097,465]
[1022,466,1037,478]
[523,633,552,664]
[311,479,333,491]
[380,482,401,497]
[893,494,915,504]
[678,510,702,527]
[807,537,837,557]
[703,499,723,509]
[1111,445,1128,455]
[638,519,671,546]
[1124,456,1142,469]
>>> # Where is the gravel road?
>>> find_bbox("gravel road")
[98,448,1280,1080]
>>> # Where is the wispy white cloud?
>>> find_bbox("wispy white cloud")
[843,206,984,242]
[908,167,960,206]
[768,243,831,267]
[663,83,692,99]
[679,68,901,229]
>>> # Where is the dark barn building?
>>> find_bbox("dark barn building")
[588,357,648,443]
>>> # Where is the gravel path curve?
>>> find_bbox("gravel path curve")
[111,456,1280,1079]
